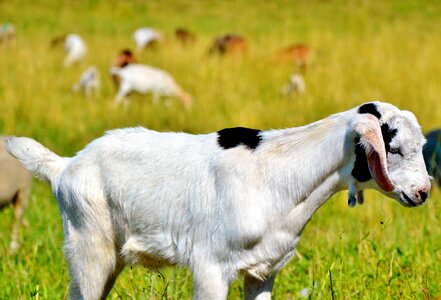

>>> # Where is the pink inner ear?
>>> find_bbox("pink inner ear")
[366,149,395,192]
[353,114,396,193]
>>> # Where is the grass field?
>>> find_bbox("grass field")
[1,0,441,298]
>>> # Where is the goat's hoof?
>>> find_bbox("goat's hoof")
[348,195,356,207]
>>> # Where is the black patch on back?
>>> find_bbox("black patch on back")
[352,103,398,182]
[217,127,262,150]
[358,103,382,119]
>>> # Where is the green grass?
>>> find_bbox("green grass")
[1,0,441,298]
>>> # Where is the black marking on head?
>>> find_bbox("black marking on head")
[381,123,398,153]
[217,127,262,150]
[358,103,382,119]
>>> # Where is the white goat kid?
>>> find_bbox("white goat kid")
[110,63,192,108]
[64,34,87,67]
[281,73,306,95]
[5,101,430,300]
[72,66,100,98]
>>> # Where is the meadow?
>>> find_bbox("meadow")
[1,0,441,298]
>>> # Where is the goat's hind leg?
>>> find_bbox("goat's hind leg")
[65,228,123,300]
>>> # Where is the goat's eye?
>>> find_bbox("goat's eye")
[389,147,403,156]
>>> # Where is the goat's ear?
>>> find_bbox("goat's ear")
[353,114,395,192]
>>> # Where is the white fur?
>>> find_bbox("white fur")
[133,27,162,51]
[64,34,87,66]
[72,66,100,97]
[5,101,430,299]
[110,63,192,108]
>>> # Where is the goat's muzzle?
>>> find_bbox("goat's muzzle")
[400,186,429,207]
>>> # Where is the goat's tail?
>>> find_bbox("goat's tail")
[5,136,69,184]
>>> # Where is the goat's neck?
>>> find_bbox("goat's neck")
[260,111,355,233]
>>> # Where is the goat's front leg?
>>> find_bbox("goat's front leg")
[114,83,131,106]
[193,264,230,300]
[244,274,276,300]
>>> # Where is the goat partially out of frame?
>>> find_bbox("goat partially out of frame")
[6,101,430,299]
[423,128,441,186]
[0,23,16,45]
[0,137,32,253]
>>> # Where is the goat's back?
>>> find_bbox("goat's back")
[54,128,222,262]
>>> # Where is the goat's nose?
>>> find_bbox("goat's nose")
[417,190,428,202]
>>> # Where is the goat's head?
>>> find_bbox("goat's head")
[113,49,136,68]
[349,101,430,207]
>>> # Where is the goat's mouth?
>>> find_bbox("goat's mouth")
[399,192,422,207]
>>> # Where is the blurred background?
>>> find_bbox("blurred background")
[1,0,440,298]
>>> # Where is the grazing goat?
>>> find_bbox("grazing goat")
[111,49,137,87]
[110,63,192,108]
[63,34,87,66]
[280,73,306,95]
[72,66,100,98]
[423,129,441,186]
[0,23,16,45]
[208,33,247,56]
[0,137,32,253]
[275,43,313,72]
[133,27,162,51]
[5,101,430,299]
[175,27,197,46]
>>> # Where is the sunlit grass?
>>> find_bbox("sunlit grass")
[1,0,441,298]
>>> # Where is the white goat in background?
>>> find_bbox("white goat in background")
[5,101,430,299]
[110,63,192,108]
[133,27,163,51]
[72,66,100,98]
[64,34,87,66]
